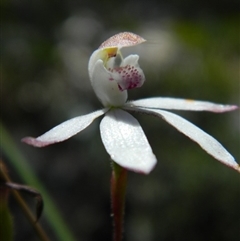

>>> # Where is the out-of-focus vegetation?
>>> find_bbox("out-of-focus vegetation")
[1,0,239,240]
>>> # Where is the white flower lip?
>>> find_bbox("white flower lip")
[109,55,145,91]
[22,32,240,174]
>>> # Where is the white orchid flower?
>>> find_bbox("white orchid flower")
[22,32,240,174]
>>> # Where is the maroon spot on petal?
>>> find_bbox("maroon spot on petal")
[114,65,144,90]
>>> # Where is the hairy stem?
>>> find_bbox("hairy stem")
[111,162,128,241]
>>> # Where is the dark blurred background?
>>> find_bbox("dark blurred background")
[1,0,240,241]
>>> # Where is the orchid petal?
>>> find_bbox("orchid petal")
[99,32,146,49]
[127,97,238,113]
[133,107,240,172]
[100,109,157,174]
[22,109,107,147]
[91,59,127,107]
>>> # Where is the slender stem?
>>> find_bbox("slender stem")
[0,163,51,241]
[111,162,128,241]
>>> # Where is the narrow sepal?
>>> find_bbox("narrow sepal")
[127,97,238,112]
[131,107,240,172]
[22,109,106,147]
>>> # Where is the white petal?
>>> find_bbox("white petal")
[100,109,157,174]
[22,109,106,147]
[90,59,127,107]
[127,97,238,113]
[131,107,240,172]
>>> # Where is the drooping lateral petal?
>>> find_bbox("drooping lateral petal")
[91,59,128,107]
[100,109,157,174]
[127,97,238,113]
[22,109,107,147]
[132,107,240,172]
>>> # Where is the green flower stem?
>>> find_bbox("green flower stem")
[111,161,128,241]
